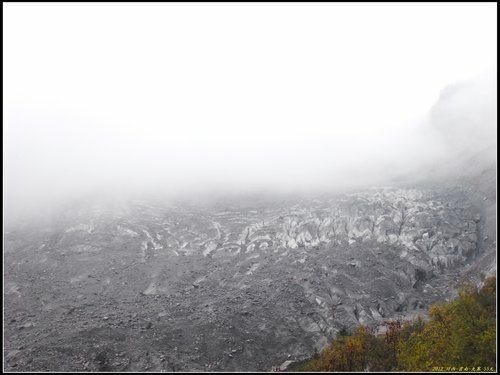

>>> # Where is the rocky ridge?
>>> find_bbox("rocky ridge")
[3,183,496,371]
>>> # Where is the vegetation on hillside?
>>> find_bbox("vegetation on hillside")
[292,277,496,372]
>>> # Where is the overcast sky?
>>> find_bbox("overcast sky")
[3,3,497,216]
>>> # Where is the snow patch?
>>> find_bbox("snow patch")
[66,223,94,234]
[203,242,217,257]
[246,263,260,275]
[117,225,139,237]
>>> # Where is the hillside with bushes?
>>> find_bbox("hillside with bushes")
[292,277,496,372]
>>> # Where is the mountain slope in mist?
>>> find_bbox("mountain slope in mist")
[3,72,496,371]
[4,183,494,371]
[404,71,496,183]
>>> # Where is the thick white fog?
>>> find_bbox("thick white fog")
[3,3,497,219]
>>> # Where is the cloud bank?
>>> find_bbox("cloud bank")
[3,4,497,220]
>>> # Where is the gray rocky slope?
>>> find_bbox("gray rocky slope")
[4,165,496,371]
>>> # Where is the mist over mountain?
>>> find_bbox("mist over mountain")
[4,70,497,370]
[3,3,496,372]
[5,70,496,224]
[423,71,496,175]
